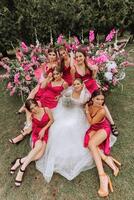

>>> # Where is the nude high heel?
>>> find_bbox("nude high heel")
[98,173,113,197]
[103,156,121,177]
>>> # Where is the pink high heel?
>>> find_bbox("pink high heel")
[98,173,113,197]
[103,156,121,176]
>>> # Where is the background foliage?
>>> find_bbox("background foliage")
[0,0,134,55]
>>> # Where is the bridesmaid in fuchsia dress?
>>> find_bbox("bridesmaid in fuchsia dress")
[84,89,121,197]
[9,68,68,145]
[74,48,99,95]
[58,46,75,86]
[10,99,54,187]
[35,68,68,109]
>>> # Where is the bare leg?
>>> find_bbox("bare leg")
[9,109,32,144]
[11,142,46,173]
[18,104,25,113]
[88,130,107,175]
[15,141,46,186]
[88,130,113,196]
[98,149,120,176]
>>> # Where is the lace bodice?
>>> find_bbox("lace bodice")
[62,86,90,107]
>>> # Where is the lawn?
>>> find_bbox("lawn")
[0,45,134,200]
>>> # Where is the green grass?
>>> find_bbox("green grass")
[0,46,134,200]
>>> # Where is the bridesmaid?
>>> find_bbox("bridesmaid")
[74,48,119,136]
[74,48,98,95]
[10,99,54,186]
[84,89,121,197]
[34,47,58,83]
[9,68,68,144]
[58,46,75,86]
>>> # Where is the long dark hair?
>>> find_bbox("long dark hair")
[75,48,92,77]
[25,99,38,112]
[48,47,57,55]
[58,46,69,72]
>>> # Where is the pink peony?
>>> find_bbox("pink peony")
[94,54,108,64]
[71,44,77,51]
[25,74,32,81]
[31,56,37,63]
[24,64,30,72]
[89,30,95,43]
[7,82,13,90]
[14,73,20,85]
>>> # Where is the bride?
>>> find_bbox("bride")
[36,78,116,182]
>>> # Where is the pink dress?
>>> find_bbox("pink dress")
[32,111,50,147]
[36,82,64,109]
[75,68,98,94]
[84,117,111,155]
[62,65,73,86]
[34,63,54,82]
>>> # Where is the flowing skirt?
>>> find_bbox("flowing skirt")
[36,100,116,182]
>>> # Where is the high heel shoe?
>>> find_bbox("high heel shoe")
[98,173,113,197]
[103,156,121,176]
[10,158,23,174]
[111,124,119,137]
[9,130,25,145]
[15,167,25,187]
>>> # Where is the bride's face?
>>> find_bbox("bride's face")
[73,79,83,92]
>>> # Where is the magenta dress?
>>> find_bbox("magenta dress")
[32,112,50,147]
[84,118,111,155]
[34,64,54,82]
[75,69,98,94]
[62,65,73,86]
[35,82,64,109]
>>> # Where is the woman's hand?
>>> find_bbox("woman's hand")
[39,129,45,139]
[63,81,68,89]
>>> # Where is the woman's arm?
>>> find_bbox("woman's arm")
[39,108,54,139]
[27,84,40,99]
[40,74,52,88]
[88,64,98,79]
[85,105,105,125]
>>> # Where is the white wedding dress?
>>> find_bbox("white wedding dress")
[36,87,116,182]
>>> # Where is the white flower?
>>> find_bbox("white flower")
[104,72,113,81]
[106,61,117,72]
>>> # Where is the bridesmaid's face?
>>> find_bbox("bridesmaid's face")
[59,50,68,59]
[92,95,104,106]
[53,71,62,81]
[73,80,83,92]
[29,103,38,114]
[75,52,85,65]
[48,51,57,62]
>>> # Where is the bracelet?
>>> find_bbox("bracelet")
[85,111,89,114]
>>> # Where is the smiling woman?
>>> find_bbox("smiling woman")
[35,79,116,183]
[84,89,121,197]
[10,98,54,187]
